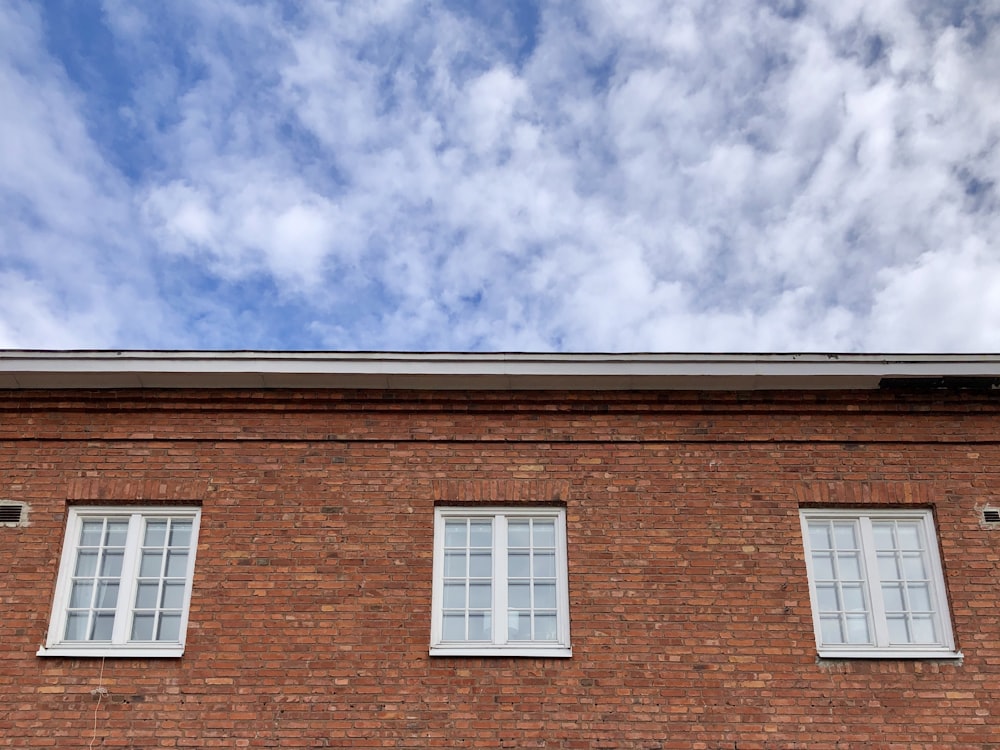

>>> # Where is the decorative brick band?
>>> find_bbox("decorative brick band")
[431,479,571,503]
[67,478,207,503]
[795,481,933,506]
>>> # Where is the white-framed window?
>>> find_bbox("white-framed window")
[430,506,571,657]
[799,508,958,659]
[38,506,201,658]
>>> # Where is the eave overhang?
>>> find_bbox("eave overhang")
[1,351,999,391]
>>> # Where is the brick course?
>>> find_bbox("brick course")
[1,388,999,748]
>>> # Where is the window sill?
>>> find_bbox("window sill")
[817,647,962,660]
[37,644,186,658]
[430,645,572,658]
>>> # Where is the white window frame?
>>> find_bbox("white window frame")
[430,506,572,657]
[799,508,958,659]
[38,506,201,658]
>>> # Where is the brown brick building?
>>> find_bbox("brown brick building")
[2,352,999,748]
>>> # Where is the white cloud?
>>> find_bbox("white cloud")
[869,238,1000,351]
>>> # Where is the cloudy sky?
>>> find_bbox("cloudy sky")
[1,1,998,352]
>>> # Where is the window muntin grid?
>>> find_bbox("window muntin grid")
[872,520,938,645]
[807,519,872,646]
[800,510,954,657]
[507,518,558,642]
[131,518,194,642]
[65,518,129,641]
[442,518,494,641]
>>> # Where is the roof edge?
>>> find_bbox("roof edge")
[1,351,999,391]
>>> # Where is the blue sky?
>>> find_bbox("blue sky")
[1,1,999,351]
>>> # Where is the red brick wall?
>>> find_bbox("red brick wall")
[1,388,999,748]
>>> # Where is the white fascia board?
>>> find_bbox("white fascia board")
[0,351,999,391]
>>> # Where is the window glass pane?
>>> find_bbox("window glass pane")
[534,582,557,609]
[90,613,115,641]
[105,521,129,547]
[881,583,905,612]
[816,584,839,612]
[70,581,94,608]
[467,612,491,641]
[901,553,926,580]
[468,551,491,577]
[157,614,181,642]
[168,521,192,547]
[135,582,159,609]
[75,551,99,577]
[444,551,466,577]
[833,522,857,549]
[840,584,865,612]
[534,613,558,641]
[507,611,529,640]
[100,551,124,578]
[532,520,555,547]
[844,614,871,644]
[442,613,465,640]
[896,522,922,550]
[139,551,163,577]
[886,614,909,644]
[469,521,492,547]
[468,582,491,609]
[811,552,834,579]
[444,520,467,547]
[508,551,530,578]
[131,613,155,641]
[96,582,119,608]
[910,615,936,643]
[507,521,530,548]
[508,582,530,609]
[165,551,189,577]
[820,615,843,644]
[877,553,900,580]
[907,584,932,612]
[443,583,465,609]
[872,522,895,551]
[80,521,103,546]
[65,613,90,641]
[161,582,185,609]
[808,522,831,550]
[836,553,862,580]
[144,521,167,547]
[533,551,556,578]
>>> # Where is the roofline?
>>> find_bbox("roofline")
[0,351,999,391]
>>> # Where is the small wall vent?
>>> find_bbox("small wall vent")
[0,502,26,526]
[983,508,1000,524]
